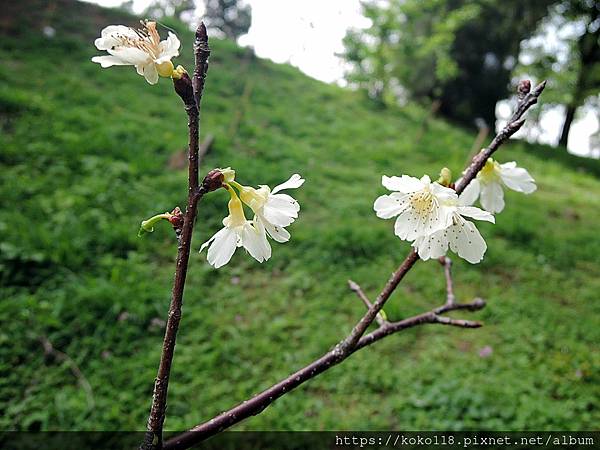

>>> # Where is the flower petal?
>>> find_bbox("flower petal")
[156,32,181,63]
[108,46,151,66]
[374,193,410,219]
[430,182,458,203]
[271,174,305,194]
[91,55,130,67]
[202,227,238,268]
[499,162,537,194]
[447,220,487,264]
[259,215,291,243]
[412,230,449,261]
[458,178,481,206]
[456,206,495,223]
[262,193,300,227]
[381,175,423,193]
[142,63,159,84]
[480,181,505,213]
[240,223,271,263]
[95,25,137,50]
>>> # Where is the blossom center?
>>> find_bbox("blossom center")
[479,159,500,184]
[238,186,269,212]
[409,190,435,215]
[113,21,161,60]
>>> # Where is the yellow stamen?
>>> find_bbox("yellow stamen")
[410,191,434,215]
[479,158,500,183]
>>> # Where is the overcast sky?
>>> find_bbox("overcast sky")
[85,0,598,157]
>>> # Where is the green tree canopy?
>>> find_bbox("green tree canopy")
[203,0,252,40]
[517,0,599,147]
[343,0,554,127]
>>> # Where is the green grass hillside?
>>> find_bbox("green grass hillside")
[1,0,599,432]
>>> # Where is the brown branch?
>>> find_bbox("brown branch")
[163,80,544,450]
[140,23,211,450]
[192,23,210,113]
[348,279,387,326]
[163,298,484,450]
[455,80,546,195]
[355,299,485,351]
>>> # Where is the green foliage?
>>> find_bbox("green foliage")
[516,0,599,145]
[1,0,599,433]
[144,0,196,22]
[203,0,252,40]
[343,0,554,126]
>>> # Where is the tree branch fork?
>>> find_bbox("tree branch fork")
[140,20,546,450]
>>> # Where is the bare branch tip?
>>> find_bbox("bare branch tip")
[347,279,359,291]
[535,80,547,93]
[196,22,208,40]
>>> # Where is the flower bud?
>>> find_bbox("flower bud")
[517,80,531,100]
[172,68,194,106]
[138,212,172,236]
[202,169,225,192]
[167,206,184,229]
[172,65,187,80]
[437,167,452,186]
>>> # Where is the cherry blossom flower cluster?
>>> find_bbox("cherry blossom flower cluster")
[374,159,536,264]
[200,169,305,268]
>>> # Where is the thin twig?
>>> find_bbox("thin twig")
[348,279,387,326]
[163,298,484,450]
[140,23,210,450]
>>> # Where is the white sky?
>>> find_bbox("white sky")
[86,0,598,157]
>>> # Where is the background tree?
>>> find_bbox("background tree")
[518,0,599,148]
[203,0,251,40]
[343,0,554,127]
[144,0,196,22]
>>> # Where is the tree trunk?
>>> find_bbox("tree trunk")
[559,5,600,150]
[559,103,576,148]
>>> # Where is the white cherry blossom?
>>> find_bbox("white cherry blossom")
[200,188,270,268]
[459,159,536,213]
[236,174,304,243]
[412,205,494,264]
[374,175,457,241]
[92,21,180,84]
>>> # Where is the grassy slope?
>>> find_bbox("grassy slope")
[1,0,599,432]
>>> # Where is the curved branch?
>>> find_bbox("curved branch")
[163,298,485,450]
